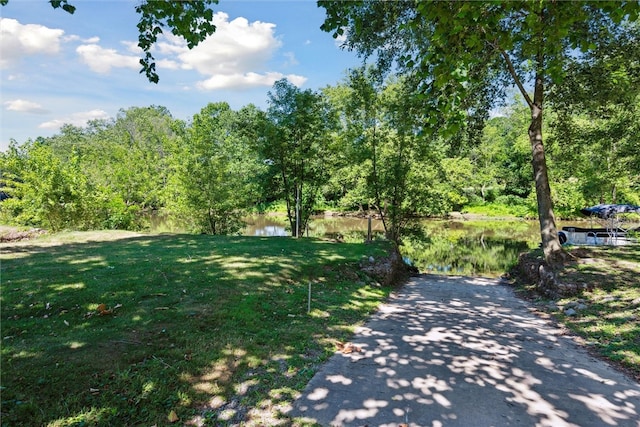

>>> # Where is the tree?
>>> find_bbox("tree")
[263,79,334,237]
[0,140,94,230]
[327,67,386,221]
[376,76,436,242]
[45,106,177,215]
[319,0,639,264]
[8,113,172,230]
[324,68,449,242]
[108,106,176,210]
[1,0,218,83]
[166,102,263,235]
[481,101,534,201]
[548,22,640,207]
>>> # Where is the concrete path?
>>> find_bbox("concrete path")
[289,275,640,427]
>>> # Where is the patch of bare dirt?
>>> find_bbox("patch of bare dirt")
[0,227,47,242]
[359,246,418,286]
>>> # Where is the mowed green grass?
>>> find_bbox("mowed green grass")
[555,245,640,378]
[0,231,393,426]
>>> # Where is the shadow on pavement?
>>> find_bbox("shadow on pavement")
[290,275,640,427]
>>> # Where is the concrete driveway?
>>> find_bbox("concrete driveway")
[289,275,640,427]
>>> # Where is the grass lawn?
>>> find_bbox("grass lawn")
[514,244,640,381]
[0,231,394,426]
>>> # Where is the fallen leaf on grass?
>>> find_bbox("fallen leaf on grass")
[95,303,123,316]
[167,410,179,423]
[96,303,111,315]
[335,341,362,354]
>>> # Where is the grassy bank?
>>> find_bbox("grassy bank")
[0,231,394,426]
[513,245,640,381]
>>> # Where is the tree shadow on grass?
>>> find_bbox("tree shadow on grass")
[1,234,391,426]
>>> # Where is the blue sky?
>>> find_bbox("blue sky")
[0,0,363,151]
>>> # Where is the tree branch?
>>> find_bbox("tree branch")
[498,48,534,109]
[480,27,534,109]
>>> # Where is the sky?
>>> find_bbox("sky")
[0,0,363,151]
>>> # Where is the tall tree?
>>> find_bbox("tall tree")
[319,0,639,264]
[377,76,433,242]
[336,67,386,225]
[263,79,334,237]
[166,102,263,235]
[325,68,449,242]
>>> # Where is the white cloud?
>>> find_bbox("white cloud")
[178,13,281,76]
[0,18,65,68]
[155,12,304,90]
[64,35,100,44]
[282,75,307,87]
[156,58,182,70]
[2,12,306,91]
[76,44,139,74]
[334,28,348,48]
[283,52,298,67]
[156,34,188,55]
[39,109,110,130]
[4,99,49,114]
[121,40,142,54]
[197,72,306,90]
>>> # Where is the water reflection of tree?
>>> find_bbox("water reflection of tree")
[401,226,532,276]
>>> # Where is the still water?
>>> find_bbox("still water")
[242,214,568,277]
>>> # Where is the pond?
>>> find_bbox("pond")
[242,214,582,277]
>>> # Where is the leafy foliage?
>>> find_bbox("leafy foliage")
[165,103,265,235]
[2,52,639,236]
[134,0,218,83]
[548,22,640,206]
[318,0,640,262]
[262,79,335,236]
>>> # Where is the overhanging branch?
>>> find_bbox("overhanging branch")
[499,49,534,109]
[483,31,534,109]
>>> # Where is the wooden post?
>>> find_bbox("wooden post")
[295,184,300,238]
[367,215,372,243]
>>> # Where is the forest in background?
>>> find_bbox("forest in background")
[1,58,639,239]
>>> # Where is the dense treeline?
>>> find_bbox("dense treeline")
[1,65,639,238]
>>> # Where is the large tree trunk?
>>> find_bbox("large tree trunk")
[529,74,564,265]
[498,47,564,265]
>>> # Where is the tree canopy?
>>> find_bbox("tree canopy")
[318,0,640,263]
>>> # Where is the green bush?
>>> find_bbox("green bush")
[552,179,587,219]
